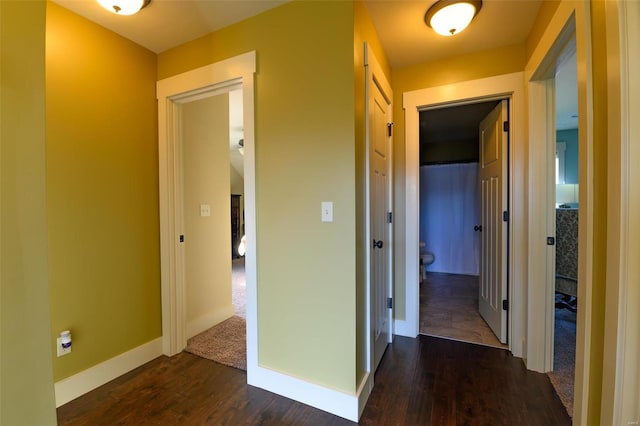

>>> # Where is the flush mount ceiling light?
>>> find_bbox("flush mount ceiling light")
[96,0,151,15]
[425,0,482,36]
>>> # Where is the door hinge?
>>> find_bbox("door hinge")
[387,122,394,137]
[179,234,185,243]
[387,297,393,309]
[387,212,393,223]
[547,236,555,246]
[503,121,509,132]
[503,211,509,222]
[502,299,509,311]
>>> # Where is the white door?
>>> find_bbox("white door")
[366,45,393,370]
[478,100,508,344]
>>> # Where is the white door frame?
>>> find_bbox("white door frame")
[401,72,525,359]
[156,52,258,373]
[525,1,593,423]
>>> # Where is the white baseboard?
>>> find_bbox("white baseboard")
[186,304,234,339]
[357,372,374,418]
[247,365,362,422]
[54,337,163,407]
[394,318,418,338]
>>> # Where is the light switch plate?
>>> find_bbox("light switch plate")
[200,204,211,217]
[321,201,333,222]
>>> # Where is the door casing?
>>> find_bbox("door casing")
[156,52,258,370]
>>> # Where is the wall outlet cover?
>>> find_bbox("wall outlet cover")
[57,337,71,357]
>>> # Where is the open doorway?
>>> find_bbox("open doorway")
[179,88,246,369]
[402,72,524,358]
[180,87,248,370]
[229,88,247,321]
[418,101,508,350]
[156,52,257,375]
[548,48,578,418]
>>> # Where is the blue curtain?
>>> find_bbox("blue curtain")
[419,163,480,275]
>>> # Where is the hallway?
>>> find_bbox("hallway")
[57,335,570,425]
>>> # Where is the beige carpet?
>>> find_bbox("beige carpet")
[232,258,246,318]
[185,316,246,371]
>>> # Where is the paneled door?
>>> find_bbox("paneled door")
[478,100,508,344]
[366,44,393,370]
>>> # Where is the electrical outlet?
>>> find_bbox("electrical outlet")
[57,337,71,357]
[321,201,333,222]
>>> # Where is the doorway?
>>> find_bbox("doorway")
[402,72,525,358]
[180,92,237,340]
[547,46,579,418]
[156,52,257,371]
[418,100,508,350]
[229,88,247,321]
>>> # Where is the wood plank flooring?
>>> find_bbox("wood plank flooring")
[58,335,570,425]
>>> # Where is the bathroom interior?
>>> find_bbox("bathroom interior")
[417,100,508,349]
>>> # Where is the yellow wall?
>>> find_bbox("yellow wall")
[0,0,57,423]
[159,0,357,393]
[46,2,161,381]
[182,94,233,336]
[525,0,561,61]
[585,1,607,421]
[353,0,391,386]
[390,44,526,319]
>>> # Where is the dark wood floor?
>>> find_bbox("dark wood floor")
[58,335,571,425]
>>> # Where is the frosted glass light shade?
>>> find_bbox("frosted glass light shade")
[96,0,150,15]
[425,0,482,36]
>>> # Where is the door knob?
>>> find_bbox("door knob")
[474,225,483,232]
[373,239,384,249]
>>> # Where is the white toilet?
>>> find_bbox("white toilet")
[419,241,435,281]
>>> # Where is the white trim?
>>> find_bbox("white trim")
[54,338,162,407]
[393,318,415,338]
[602,0,640,424]
[357,372,374,419]
[249,365,363,422]
[363,43,373,372]
[156,52,258,375]
[401,72,525,358]
[186,305,235,339]
[527,77,557,373]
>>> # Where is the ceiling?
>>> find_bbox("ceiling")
[52,0,577,162]
[52,0,292,53]
[53,0,542,66]
[364,0,542,68]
